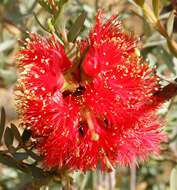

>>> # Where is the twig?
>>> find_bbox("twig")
[130,161,136,190]
[95,0,99,11]
[108,170,116,190]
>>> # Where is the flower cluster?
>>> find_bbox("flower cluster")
[16,12,165,171]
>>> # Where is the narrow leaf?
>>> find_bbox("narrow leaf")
[33,13,50,33]
[21,129,32,143]
[0,39,16,52]
[152,47,176,74]
[11,123,21,142]
[167,10,175,37]
[57,0,68,12]
[133,0,145,7]
[152,0,160,18]
[4,127,14,147]
[30,166,46,179]
[0,154,17,168]
[80,173,91,190]
[0,154,28,173]
[13,152,28,161]
[170,168,177,190]
[67,12,87,42]
[54,0,68,17]
[0,107,5,143]
[38,0,53,13]
[27,150,43,161]
[57,0,68,7]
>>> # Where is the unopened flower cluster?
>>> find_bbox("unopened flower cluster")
[16,13,165,171]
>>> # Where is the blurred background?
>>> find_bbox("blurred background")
[0,0,177,189]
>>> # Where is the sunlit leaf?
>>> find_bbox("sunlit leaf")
[133,0,145,7]
[38,0,53,13]
[152,0,161,18]
[33,13,49,33]
[167,10,175,38]
[80,172,91,190]
[67,12,87,42]
[170,168,177,190]
[152,47,176,74]
[56,0,68,9]
[0,39,16,52]
[0,69,17,85]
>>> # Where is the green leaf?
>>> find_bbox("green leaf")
[56,0,68,9]
[0,154,17,168]
[55,0,69,17]
[0,69,17,85]
[152,0,160,18]
[33,13,50,33]
[52,0,69,26]
[152,47,176,74]
[167,10,175,38]
[133,0,145,7]
[11,123,22,142]
[85,172,95,189]
[0,107,5,143]
[30,166,46,179]
[47,18,55,32]
[21,129,32,143]
[4,127,14,147]
[0,39,16,52]
[0,154,29,173]
[37,0,53,13]
[80,173,91,190]
[170,168,177,190]
[67,12,87,42]
[13,152,28,161]
[53,0,68,21]
[27,150,43,161]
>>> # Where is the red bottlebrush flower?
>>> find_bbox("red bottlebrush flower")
[16,12,165,171]
[17,33,71,97]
